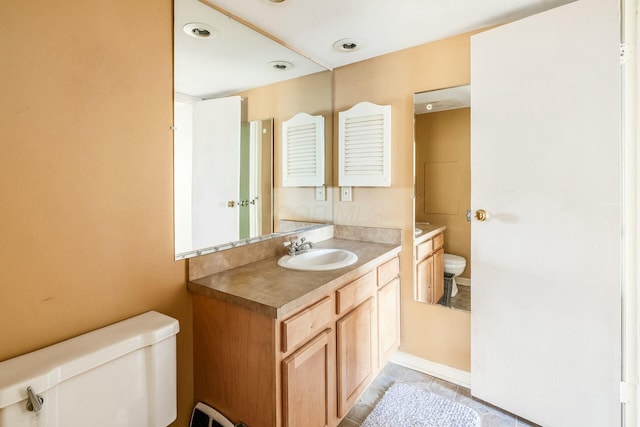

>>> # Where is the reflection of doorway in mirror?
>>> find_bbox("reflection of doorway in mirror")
[174,96,242,255]
[240,120,269,239]
[192,97,241,249]
[248,121,262,237]
[414,107,471,281]
[239,122,251,239]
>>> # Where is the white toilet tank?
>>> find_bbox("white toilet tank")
[0,311,179,427]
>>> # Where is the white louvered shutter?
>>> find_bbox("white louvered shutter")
[282,113,325,187]
[338,102,391,187]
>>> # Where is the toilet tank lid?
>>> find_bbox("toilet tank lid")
[444,253,466,264]
[0,311,179,409]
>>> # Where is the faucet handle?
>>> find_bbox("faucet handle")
[286,237,304,246]
[284,238,298,255]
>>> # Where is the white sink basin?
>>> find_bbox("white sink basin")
[278,248,358,271]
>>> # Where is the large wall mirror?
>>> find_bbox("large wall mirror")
[174,0,333,260]
[414,85,471,311]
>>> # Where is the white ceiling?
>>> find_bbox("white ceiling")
[203,0,572,69]
[175,0,572,99]
[174,0,326,99]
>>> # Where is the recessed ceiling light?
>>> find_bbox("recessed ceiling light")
[269,0,286,2]
[182,23,218,39]
[269,60,294,71]
[333,38,362,52]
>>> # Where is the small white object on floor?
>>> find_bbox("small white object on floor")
[361,382,480,427]
[451,276,459,297]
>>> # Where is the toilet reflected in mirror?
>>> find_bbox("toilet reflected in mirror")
[444,253,466,297]
[413,86,471,312]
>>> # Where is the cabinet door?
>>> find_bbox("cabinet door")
[336,298,375,418]
[377,278,400,365]
[282,330,332,427]
[433,247,444,303]
[415,255,433,303]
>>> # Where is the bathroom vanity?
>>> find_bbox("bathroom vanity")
[188,226,401,427]
[414,223,446,304]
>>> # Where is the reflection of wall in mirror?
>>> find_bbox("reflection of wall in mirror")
[415,108,470,278]
[238,70,333,230]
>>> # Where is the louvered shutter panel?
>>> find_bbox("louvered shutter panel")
[282,113,325,187]
[339,102,391,187]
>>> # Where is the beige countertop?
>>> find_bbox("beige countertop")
[414,222,446,243]
[188,238,401,319]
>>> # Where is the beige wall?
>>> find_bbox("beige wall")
[334,31,479,371]
[415,108,471,278]
[1,2,192,425]
[1,4,482,423]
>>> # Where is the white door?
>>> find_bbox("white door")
[173,100,194,254]
[192,96,242,248]
[470,1,621,426]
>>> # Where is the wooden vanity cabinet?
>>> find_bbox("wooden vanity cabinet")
[377,257,401,366]
[335,270,377,418]
[193,294,279,427]
[336,298,375,417]
[415,233,445,304]
[282,329,333,427]
[193,253,401,427]
[377,278,400,364]
[281,297,335,427]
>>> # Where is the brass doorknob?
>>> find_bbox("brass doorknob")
[475,209,487,221]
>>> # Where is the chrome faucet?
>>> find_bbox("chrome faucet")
[285,237,313,256]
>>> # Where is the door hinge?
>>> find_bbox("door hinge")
[620,381,637,404]
[620,43,632,65]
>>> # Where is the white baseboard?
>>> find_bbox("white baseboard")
[456,277,471,286]
[390,351,471,388]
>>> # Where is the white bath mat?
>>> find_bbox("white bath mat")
[361,382,480,427]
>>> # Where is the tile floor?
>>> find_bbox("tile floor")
[449,284,471,311]
[338,363,540,427]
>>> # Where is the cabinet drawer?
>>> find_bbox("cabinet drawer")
[336,270,376,315]
[281,297,332,353]
[416,239,433,260]
[433,233,444,250]
[377,256,399,286]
